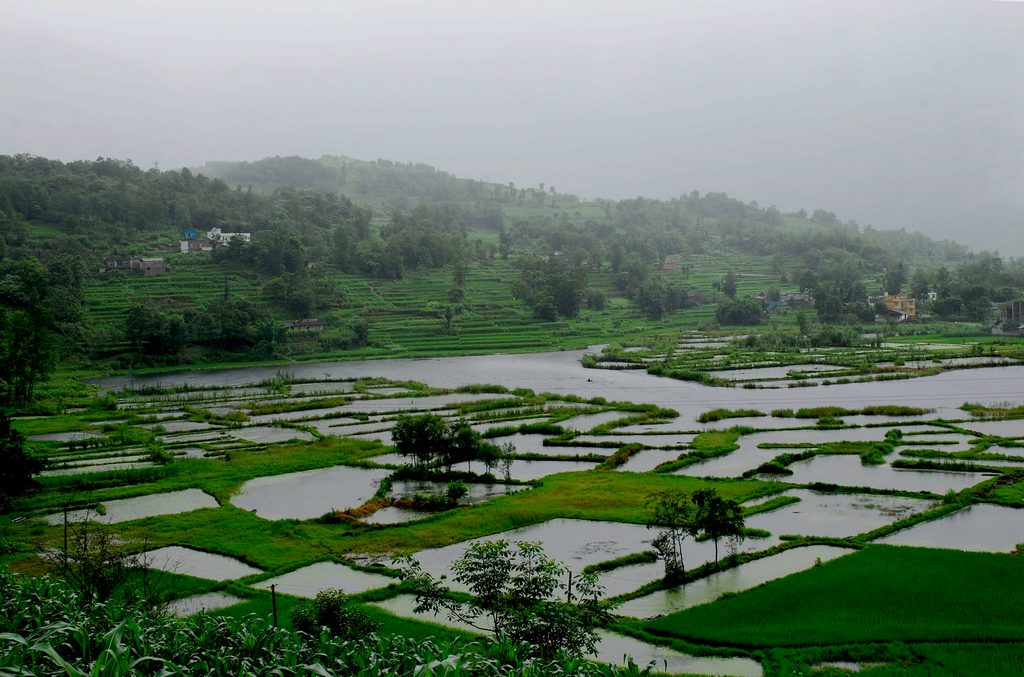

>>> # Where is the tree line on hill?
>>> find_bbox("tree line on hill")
[200,154,582,211]
[3,152,1024,402]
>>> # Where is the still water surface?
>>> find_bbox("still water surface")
[92,350,1024,426]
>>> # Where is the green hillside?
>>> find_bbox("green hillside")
[3,153,1015,383]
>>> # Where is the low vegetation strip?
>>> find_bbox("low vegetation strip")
[645,546,1024,647]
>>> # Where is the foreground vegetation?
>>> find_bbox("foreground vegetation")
[0,570,648,676]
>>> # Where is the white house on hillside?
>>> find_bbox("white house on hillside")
[208,227,252,244]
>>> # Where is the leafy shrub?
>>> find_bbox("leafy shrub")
[290,588,378,639]
[445,479,469,505]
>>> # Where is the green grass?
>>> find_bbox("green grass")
[7,467,770,576]
[689,429,742,458]
[645,545,1024,647]
[901,643,1024,676]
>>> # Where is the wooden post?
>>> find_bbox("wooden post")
[63,505,69,567]
[270,584,278,627]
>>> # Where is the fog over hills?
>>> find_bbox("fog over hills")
[1,0,1021,254]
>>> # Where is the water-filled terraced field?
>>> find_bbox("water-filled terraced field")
[8,343,1024,675]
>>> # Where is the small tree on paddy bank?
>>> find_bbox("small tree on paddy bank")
[692,488,745,564]
[645,489,696,583]
[393,413,503,473]
[396,540,606,659]
[646,487,745,579]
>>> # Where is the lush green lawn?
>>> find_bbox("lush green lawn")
[646,546,1024,647]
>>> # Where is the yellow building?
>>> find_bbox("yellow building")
[882,294,916,319]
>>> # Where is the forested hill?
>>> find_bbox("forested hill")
[198,155,969,265]
[2,152,1013,398]
[199,155,529,211]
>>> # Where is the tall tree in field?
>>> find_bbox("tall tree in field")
[691,488,745,564]
[722,271,738,299]
[0,413,43,507]
[392,413,448,467]
[646,489,696,582]
[0,308,55,405]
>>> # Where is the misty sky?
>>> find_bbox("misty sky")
[2,0,1022,254]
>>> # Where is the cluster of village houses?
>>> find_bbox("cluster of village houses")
[101,227,252,276]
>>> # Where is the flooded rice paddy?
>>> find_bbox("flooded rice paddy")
[41,460,158,476]
[780,455,994,494]
[489,433,605,457]
[614,545,853,618]
[255,561,394,598]
[592,630,763,677]
[232,465,391,520]
[876,504,1024,552]
[360,506,427,525]
[140,546,262,580]
[615,448,682,472]
[167,592,246,617]
[502,458,601,481]
[44,488,218,525]
[557,411,635,431]
[227,426,315,444]
[75,350,1024,548]
[16,343,1024,673]
[20,345,1009,670]
[413,518,656,581]
[744,489,933,538]
[93,350,1024,426]
[575,433,696,447]
[389,479,525,504]
[958,419,1024,438]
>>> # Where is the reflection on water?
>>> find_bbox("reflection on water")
[593,630,762,677]
[783,455,992,494]
[256,561,394,598]
[614,545,852,618]
[167,592,245,617]
[490,433,604,457]
[876,504,1024,552]
[683,428,888,479]
[361,506,427,525]
[503,459,600,481]
[745,489,933,538]
[615,448,681,472]
[959,419,1024,438]
[43,488,218,525]
[413,518,655,584]
[91,351,1024,429]
[231,465,390,519]
[414,518,779,598]
[558,411,634,431]
[390,479,525,504]
[141,545,261,580]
